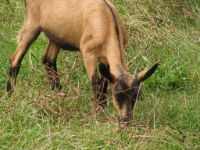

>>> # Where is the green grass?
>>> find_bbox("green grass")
[0,0,200,149]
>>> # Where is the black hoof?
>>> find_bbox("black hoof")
[95,100,107,113]
[6,81,13,96]
[52,82,62,91]
[97,97,107,109]
[95,105,105,113]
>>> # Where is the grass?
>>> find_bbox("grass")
[0,0,200,149]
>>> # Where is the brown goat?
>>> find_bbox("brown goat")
[6,0,158,123]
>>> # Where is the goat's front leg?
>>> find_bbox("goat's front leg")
[82,51,109,112]
[91,72,108,110]
[82,49,104,112]
[42,40,61,91]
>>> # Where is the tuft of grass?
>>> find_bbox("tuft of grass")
[0,0,200,149]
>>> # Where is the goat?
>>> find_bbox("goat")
[6,0,158,123]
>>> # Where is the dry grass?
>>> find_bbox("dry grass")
[0,0,200,149]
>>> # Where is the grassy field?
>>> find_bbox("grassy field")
[0,0,200,149]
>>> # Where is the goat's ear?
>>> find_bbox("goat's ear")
[99,64,114,83]
[137,63,158,82]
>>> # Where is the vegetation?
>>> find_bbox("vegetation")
[0,0,199,149]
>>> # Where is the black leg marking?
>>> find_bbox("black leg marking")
[42,56,62,91]
[6,65,21,94]
[91,72,108,111]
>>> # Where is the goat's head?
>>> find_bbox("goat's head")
[100,63,158,123]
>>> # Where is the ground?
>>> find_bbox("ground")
[0,0,199,149]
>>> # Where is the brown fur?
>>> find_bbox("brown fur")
[6,0,158,123]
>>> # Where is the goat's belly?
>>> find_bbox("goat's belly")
[42,29,80,51]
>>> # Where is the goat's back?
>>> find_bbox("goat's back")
[24,0,127,51]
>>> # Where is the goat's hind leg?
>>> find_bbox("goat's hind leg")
[42,40,62,91]
[6,24,40,95]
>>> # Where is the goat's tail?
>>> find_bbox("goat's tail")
[24,0,26,8]
[24,0,30,8]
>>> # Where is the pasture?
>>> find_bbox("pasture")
[0,0,199,149]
